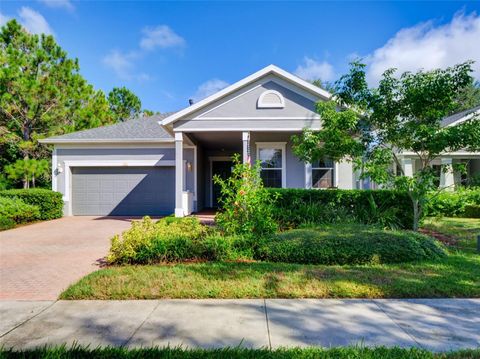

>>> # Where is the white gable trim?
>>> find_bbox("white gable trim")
[161,64,332,126]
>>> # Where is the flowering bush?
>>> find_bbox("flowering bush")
[213,154,278,236]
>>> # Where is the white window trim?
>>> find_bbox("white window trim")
[256,142,287,188]
[257,90,285,109]
[305,160,336,189]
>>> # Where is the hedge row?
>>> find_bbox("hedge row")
[0,197,40,230]
[267,189,413,229]
[425,188,480,217]
[0,189,63,220]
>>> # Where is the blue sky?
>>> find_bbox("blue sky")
[1,1,480,113]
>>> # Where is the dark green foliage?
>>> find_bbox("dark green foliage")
[0,196,40,225]
[0,189,63,220]
[268,189,413,229]
[2,345,478,359]
[261,225,446,265]
[426,189,480,217]
[463,204,480,218]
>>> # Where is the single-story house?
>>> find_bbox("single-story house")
[40,65,480,217]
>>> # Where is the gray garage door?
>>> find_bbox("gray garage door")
[72,167,175,216]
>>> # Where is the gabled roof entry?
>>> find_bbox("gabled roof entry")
[161,64,332,126]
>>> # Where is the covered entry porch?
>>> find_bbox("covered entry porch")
[174,130,351,217]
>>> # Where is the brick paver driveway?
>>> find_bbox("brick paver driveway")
[0,217,134,300]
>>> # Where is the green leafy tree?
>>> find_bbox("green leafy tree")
[312,79,335,93]
[5,158,49,188]
[213,155,278,236]
[108,86,142,122]
[293,61,480,230]
[0,20,114,166]
[454,80,480,113]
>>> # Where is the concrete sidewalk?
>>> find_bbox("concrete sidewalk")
[0,299,479,351]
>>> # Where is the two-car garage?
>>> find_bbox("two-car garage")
[71,167,175,216]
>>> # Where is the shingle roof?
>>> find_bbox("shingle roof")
[41,113,175,143]
[441,105,480,127]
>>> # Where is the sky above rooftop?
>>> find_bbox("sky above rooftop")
[1,1,480,113]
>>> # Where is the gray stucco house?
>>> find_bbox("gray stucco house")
[41,65,480,217]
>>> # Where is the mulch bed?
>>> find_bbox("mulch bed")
[419,228,458,247]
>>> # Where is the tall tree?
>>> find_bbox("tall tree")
[292,61,480,230]
[454,80,480,113]
[108,86,142,122]
[0,19,114,166]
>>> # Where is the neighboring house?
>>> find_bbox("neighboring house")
[396,105,480,190]
[40,65,480,217]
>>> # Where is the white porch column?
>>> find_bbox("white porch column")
[440,157,455,191]
[175,132,184,217]
[304,163,312,189]
[402,158,414,177]
[242,131,250,164]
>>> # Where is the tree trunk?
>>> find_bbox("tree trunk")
[412,198,420,231]
[32,175,36,188]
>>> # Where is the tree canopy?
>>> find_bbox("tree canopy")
[293,61,480,230]
[0,19,147,187]
[108,86,142,122]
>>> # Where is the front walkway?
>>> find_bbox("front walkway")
[0,217,133,300]
[0,299,478,351]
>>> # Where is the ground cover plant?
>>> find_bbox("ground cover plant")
[1,346,479,359]
[106,217,445,266]
[422,217,480,253]
[261,225,445,265]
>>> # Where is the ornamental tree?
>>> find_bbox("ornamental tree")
[292,61,480,230]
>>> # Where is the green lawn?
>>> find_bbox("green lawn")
[61,217,479,300]
[422,217,479,252]
[1,346,479,359]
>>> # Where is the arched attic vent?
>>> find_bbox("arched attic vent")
[257,90,285,109]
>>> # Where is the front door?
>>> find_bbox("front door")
[211,161,232,207]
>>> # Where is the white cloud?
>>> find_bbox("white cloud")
[18,7,54,35]
[102,50,149,81]
[140,25,185,51]
[366,11,480,83]
[192,79,229,102]
[0,12,11,27]
[37,0,74,12]
[294,57,335,82]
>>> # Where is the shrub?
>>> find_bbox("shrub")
[214,154,278,236]
[108,216,208,264]
[0,216,15,230]
[0,196,40,224]
[426,188,480,217]
[0,189,63,220]
[260,224,446,265]
[267,189,413,229]
[464,204,480,218]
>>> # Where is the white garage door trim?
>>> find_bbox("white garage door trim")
[62,160,176,215]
